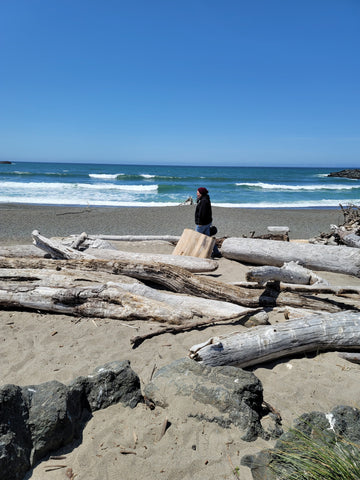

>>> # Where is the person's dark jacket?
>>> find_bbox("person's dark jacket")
[195,194,213,225]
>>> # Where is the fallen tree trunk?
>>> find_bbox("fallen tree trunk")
[0,268,258,322]
[246,261,328,285]
[0,256,354,312]
[189,311,360,368]
[221,237,360,276]
[31,230,218,273]
[0,282,190,323]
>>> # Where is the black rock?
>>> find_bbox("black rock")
[0,361,142,480]
[328,169,360,179]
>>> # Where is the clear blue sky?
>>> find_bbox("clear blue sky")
[1,0,359,167]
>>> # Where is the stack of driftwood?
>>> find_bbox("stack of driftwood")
[0,223,360,367]
[310,203,360,246]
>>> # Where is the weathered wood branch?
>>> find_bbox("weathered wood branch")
[222,237,360,276]
[0,256,355,312]
[189,311,360,368]
[246,261,328,286]
[130,310,262,349]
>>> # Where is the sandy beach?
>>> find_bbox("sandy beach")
[1,204,360,480]
[0,203,346,245]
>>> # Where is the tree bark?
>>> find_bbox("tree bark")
[189,311,360,368]
[222,237,360,276]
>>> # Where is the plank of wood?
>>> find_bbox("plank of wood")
[172,229,215,258]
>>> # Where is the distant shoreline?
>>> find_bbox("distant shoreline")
[0,203,345,245]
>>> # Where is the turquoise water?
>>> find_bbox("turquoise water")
[0,162,358,208]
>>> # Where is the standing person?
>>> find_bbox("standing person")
[195,187,222,258]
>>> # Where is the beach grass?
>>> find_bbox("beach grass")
[271,427,360,480]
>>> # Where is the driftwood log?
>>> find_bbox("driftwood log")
[0,256,356,312]
[189,311,360,368]
[246,261,328,286]
[78,234,180,243]
[0,268,257,323]
[222,237,360,276]
[31,230,218,273]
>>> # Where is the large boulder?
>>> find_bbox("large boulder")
[0,360,142,480]
[144,357,282,442]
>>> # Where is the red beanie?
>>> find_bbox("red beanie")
[197,187,208,195]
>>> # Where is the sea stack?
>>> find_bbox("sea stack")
[328,169,360,179]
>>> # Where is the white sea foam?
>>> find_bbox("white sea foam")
[0,181,158,192]
[214,198,360,208]
[141,174,156,179]
[235,182,359,191]
[89,173,122,179]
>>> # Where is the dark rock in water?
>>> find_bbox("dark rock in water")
[0,161,11,164]
[144,357,282,442]
[242,405,360,479]
[0,360,142,480]
[328,169,360,179]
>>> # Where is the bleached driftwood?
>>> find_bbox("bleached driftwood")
[222,237,360,276]
[0,268,258,323]
[0,281,189,323]
[84,234,180,243]
[70,231,88,249]
[333,227,360,249]
[84,248,218,272]
[189,311,360,368]
[230,281,360,295]
[32,230,89,259]
[113,281,257,320]
[246,261,328,286]
[0,256,353,312]
[31,230,218,273]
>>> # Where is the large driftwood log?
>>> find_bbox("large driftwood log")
[80,234,180,243]
[0,268,257,322]
[31,230,218,273]
[189,311,360,368]
[0,256,355,312]
[246,261,328,286]
[222,237,360,276]
[0,281,190,323]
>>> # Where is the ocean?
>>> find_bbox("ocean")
[0,162,358,209]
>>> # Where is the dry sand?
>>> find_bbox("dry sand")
[1,205,360,480]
